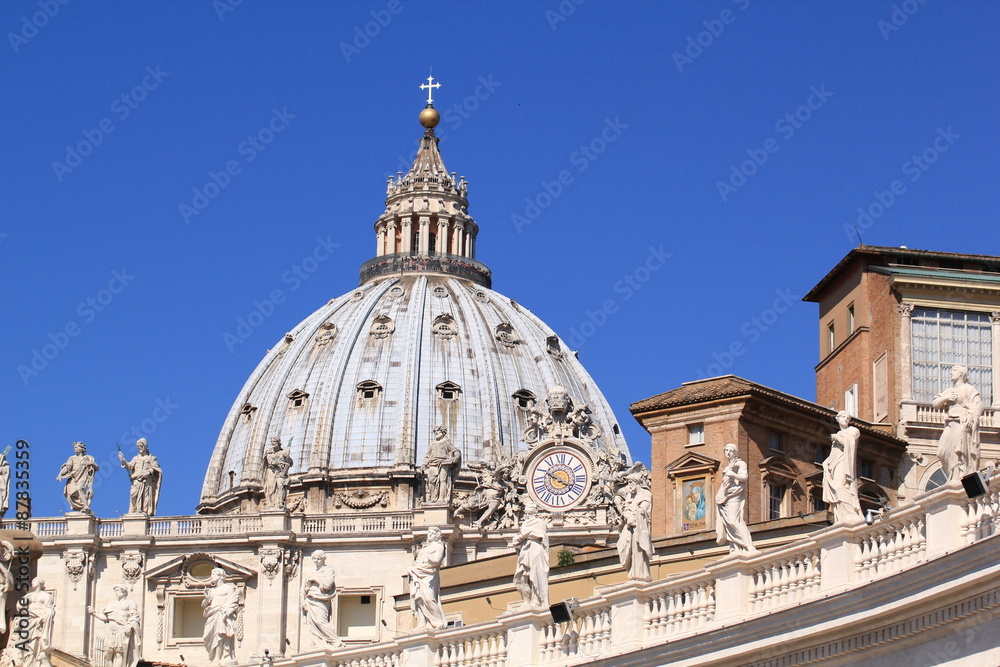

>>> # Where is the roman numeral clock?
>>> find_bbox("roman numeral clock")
[526,444,593,511]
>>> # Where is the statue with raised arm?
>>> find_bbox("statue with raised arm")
[715,443,758,554]
[933,364,984,481]
[408,526,447,630]
[88,585,141,667]
[616,467,655,581]
[56,442,99,512]
[513,502,549,609]
[301,551,343,649]
[422,426,461,505]
[202,568,238,665]
[823,411,863,524]
[262,437,293,510]
[19,578,55,667]
[119,439,162,515]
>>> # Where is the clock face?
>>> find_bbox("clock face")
[527,447,592,511]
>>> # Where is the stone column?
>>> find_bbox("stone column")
[437,217,450,256]
[376,223,385,256]
[452,222,464,256]
[386,222,397,254]
[898,303,915,402]
[418,215,430,256]
[401,218,413,253]
[991,312,1000,407]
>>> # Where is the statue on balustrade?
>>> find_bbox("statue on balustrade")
[823,411,864,525]
[261,437,293,510]
[0,448,9,519]
[454,456,522,530]
[616,465,655,582]
[513,502,550,609]
[202,568,239,665]
[933,364,984,481]
[56,441,100,512]
[119,438,162,515]
[715,443,758,555]
[18,578,55,667]
[0,542,14,638]
[422,426,461,505]
[88,585,142,667]
[301,551,344,649]
[408,526,448,630]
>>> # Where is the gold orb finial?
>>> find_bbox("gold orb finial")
[419,105,440,128]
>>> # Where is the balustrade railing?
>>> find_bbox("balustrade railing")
[435,628,506,667]
[913,403,996,427]
[961,486,1000,543]
[854,513,926,580]
[749,549,821,613]
[643,578,715,640]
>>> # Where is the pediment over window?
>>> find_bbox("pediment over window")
[145,552,256,588]
[665,452,720,480]
[759,455,800,486]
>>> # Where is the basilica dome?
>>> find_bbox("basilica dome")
[199,104,631,513]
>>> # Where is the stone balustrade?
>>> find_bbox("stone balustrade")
[265,474,999,667]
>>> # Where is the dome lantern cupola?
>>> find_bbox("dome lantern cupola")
[360,77,490,287]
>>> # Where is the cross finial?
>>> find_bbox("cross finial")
[420,75,441,106]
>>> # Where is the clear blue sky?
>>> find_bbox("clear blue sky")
[2,0,998,518]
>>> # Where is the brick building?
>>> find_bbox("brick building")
[631,376,906,538]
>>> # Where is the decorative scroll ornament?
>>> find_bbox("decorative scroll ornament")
[333,489,389,510]
[432,313,457,339]
[315,321,337,346]
[494,322,517,348]
[118,552,144,586]
[64,550,90,589]
[258,548,282,581]
[522,386,601,446]
[370,315,394,339]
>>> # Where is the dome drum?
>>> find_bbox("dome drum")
[359,252,492,287]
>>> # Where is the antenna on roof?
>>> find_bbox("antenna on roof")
[853,224,863,247]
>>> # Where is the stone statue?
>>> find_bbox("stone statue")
[18,578,55,667]
[408,526,447,630]
[88,585,141,667]
[301,551,343,649]
[262,437,293,510]
[0,450,9,519]
[616,468,655,582]
[513,502,549,609]
[119,438,162,515]
[454,457,522,530]
[932,364,984,481]
[422,426,461,505]
[715,443,758,554]
[823,411,863,524]
[0,541,13,636]
[56,441,100,512]
[202,568,238,665]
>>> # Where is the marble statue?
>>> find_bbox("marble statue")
[422,426,461,505]
[56,441,100,512]
[513,503,549,609]
[932,364,984,481]
[88,585,142,667]
[301,551,343,649]
[616,468,655,582]
[715,444,758,554]
[454,457,522,530]
[0,541,13,636]
[202,568,238,665]
[823,411,863,524]
[119,438,162,515]
[0,450,9,519]
[18,578,55,667]
[262,437,293,510]
[408,526,447,630]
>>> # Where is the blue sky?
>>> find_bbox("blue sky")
[2,0,998,518]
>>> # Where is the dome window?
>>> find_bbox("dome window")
[432,314,457,339]
[495,322,517,348]
[512,389,536,410]
[546,336,564,360]
[388,286,404,298]
[370,315,395,339]
[432,285,449,298]
[239,403,257,422]
[315,322,337,346]
[474,290,490,303]
[288,389,309,409]
[357,381,383,401]
[436,382,461,401]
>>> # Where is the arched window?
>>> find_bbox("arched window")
[512,389,536,410]
[357,381,383,401]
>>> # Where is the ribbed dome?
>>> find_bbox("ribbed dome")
[201,275,631,509]
[199,100,631,513]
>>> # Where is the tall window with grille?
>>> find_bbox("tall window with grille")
[911,308,993,405]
